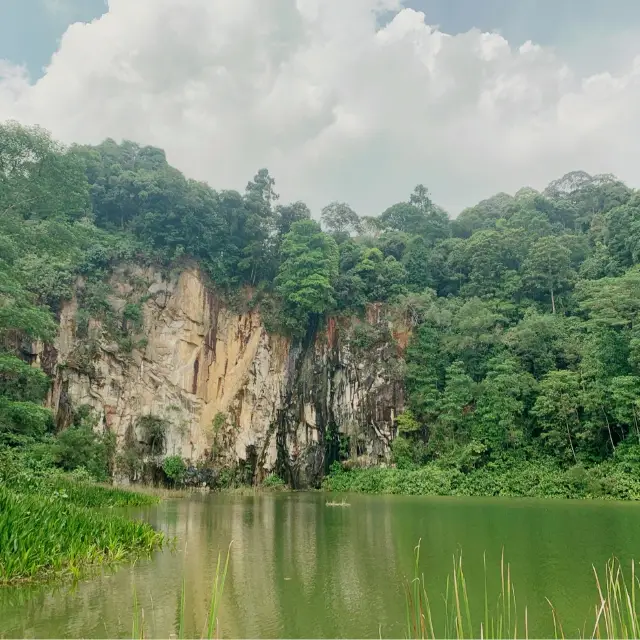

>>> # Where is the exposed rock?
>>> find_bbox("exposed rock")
[45,266,405,487]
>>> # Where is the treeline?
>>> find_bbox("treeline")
[1,120,640,489]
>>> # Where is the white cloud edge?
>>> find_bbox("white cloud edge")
[1,0,639,216]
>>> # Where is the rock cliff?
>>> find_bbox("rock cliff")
[43,266,405,487]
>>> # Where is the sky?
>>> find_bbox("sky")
[1,0,640,216]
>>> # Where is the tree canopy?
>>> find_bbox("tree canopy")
[2,120,640,485]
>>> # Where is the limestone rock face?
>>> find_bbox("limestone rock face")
[46,266,404,486]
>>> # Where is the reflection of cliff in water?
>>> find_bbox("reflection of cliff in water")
[4,492,638,638]
[0,493,403,638]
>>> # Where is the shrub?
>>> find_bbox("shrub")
[391,435,426,469]
[263,473,286,489]
[163,455,186,486]
[54,425,114,481]
[116,446,143,482]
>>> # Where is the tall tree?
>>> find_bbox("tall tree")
[523,236,574,313]
[532,370,582,463]
[275,220,339,336]
[321,202,361,235]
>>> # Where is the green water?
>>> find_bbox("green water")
[2,492,640,638]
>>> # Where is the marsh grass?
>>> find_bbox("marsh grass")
[588,558,640,640]
[406,541,522,639]
[131,545,231,639]
[56,479,160,508]
[0,486,164,584]
[405,541,640,640]
[107,483,197,500]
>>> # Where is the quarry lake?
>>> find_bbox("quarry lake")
[2,492,640,638]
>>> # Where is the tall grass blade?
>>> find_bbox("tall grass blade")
[177,576,186,640]
[205,543,232,639]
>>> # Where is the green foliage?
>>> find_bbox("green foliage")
[324,448,640,500]
[0,121,91,223]
[396,410,421,434]
[0,398,52,441]
[275,219,339,335]
[391,436,427,469]
[523,235,574,313]
[54,425,115,481]
[321,201,361,235]
[163,455,186,485]
[3,121,640,500]
[262,473,286,489]
[0,485,163,584]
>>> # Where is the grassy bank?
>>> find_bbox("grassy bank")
[323,454,640,500]
[51,478,161,508]
[0,449,165,584]
[0,485,164,584]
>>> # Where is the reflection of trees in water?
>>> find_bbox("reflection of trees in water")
[0,494,404,638]
[7,494,636,638]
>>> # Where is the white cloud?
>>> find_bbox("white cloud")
[1,0,640,215]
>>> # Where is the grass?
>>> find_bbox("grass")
[406,542,522,639]
[130,545,231,639]
[123,543,640,639]
[106,483,197,500]
[0,485,164,584]
[54,479,160,508]
[590,558,640,639]
[405,540,640,639]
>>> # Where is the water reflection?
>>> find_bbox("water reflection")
[2,493,640,638]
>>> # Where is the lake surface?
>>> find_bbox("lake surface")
[2,492,640,638]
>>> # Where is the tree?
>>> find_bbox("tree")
[275,201,311,237]
[431,361,475,454]
[405,324,445,428]
[609,376,640,443]
[474,356,536,449]
[245,168,279,214]
[275,220,339,336]
[0,121,91,222]
[576,267,640,329]
[602,202,640,270]
[503,312,579,379]
[578,328,630,453]
[353,248,407,302]
[459,229,526,299]
[0,271,57,348]
[321,202,361,235]
[375,231,410,261]
[379,203,424,236]
[523,236,574,313]
[0,355,50,403]
[163,455,187,486]
[532,370,582,463]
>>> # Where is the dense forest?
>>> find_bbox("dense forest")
[1,120,640,497]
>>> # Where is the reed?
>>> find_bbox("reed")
[132,545,232,639]
[0,486,164,584]
[589,558,640,640]
[404,542,640,640]
[405,540,524,639]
